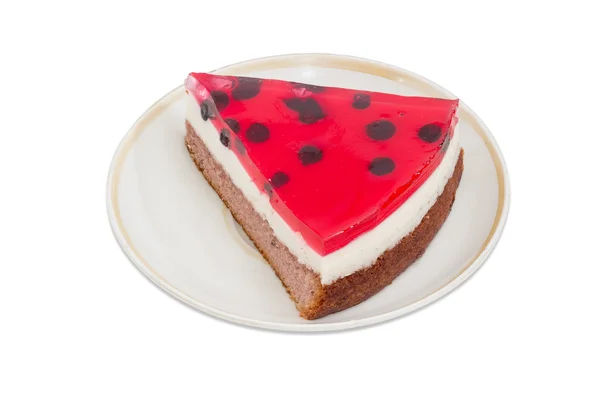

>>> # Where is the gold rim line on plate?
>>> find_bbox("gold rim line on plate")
[109,54,507,322]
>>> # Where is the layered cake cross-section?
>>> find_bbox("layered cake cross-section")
[184,72,464,319]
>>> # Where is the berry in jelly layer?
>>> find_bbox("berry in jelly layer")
[185,72,459,256]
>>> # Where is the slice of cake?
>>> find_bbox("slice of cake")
[184,72,464,320]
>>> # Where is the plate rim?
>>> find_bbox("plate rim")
[106,52,511,332]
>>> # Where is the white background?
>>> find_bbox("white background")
[1,0,599,399]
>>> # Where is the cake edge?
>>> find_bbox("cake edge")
[185,121,464,320]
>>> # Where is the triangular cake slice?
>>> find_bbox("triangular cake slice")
[184,72,464,319]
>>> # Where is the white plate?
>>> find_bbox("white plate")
[107,53,510,332]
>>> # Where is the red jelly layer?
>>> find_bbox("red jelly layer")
[185,72,459,256]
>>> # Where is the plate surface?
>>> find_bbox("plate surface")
[107,53,510,332]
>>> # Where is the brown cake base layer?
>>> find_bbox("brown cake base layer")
[185,121,464,320]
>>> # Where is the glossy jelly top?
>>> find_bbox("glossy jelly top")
[185,72,459,256]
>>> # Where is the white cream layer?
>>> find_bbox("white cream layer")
[186,94,461,284]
